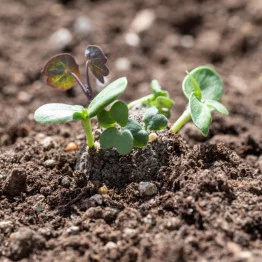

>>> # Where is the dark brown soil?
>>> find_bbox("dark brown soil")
[0,0,262,261]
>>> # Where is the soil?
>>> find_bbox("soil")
[0,0,262,261]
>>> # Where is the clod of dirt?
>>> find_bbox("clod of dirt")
[3,168,27,197]
[8,227,45,260]
[76,130,187,188]
[139,182,158,197]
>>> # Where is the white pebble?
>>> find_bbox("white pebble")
[124,32,140,47]
[130,9,156,33]
[115,57,131,71]
[49,28,73,51]
[74,16,92,37]
[180,35,195,48]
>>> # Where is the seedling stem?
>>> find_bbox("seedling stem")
[171,109,191,133]
[81,118,94,148]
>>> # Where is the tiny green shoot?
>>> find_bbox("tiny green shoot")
[171,66,228,136]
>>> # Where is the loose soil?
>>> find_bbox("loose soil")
[0,0,262,261]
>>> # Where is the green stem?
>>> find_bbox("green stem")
[128,94,154,109]
[171,109,192,133]
[82,118,94,148]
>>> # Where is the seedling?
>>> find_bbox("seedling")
[171,66,228,136]
[34,46,168,155]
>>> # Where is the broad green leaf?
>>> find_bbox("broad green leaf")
[186,71,202,100]
[34,103,86,124]
[97,109,115,128]
[142,107,168,130]
[183,66,223,101]
[156,96,174,109]
[100,127,133,155]
[110,101,128,127]
[87,77,128,118]
[189,94,212,137]
[205,100,229,115]
[85,45,109,84]
[42,54,80,90]
[123,119,149,148]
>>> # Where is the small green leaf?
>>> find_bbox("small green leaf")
[183,66,223,101]
[156,96,174,109]
[85,45,109,84]
[110,101,128,127]
[88,77,128,118]
[123,119,149,148]
[186,71,202,100]
[100,127,133,155]
[142,107,168,131]
[205,100,229,115]
[42,54,80,90]
[97,109,115,128]
[190,94,212,137]
[34,103,86,124]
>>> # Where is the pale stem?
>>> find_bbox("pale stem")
[81,118,94,148]
[171,109,192,133]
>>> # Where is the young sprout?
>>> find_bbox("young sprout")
[34,46,168,155]
[171,66,228,136]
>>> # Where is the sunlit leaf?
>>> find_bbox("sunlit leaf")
[34,103,86,124]
[142,107,168,131]
[205,99,229,115]
[85,45,109,84]
[42,54,80,90]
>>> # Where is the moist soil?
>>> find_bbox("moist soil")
[0,0,262,261]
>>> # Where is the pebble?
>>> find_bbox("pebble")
[66,226,80,235]
[65,142,78,151]
[130,9,156,33]
[115,57,131,71]
[180,35,195,48]
[0,221,13,234]
[124,32,140,47]
[74,16,92,37]
[3,169,27,197]
[138,182,157,197]
[44,159,56,168]
[89,194,103,205]
[49,28,73,51]
[149,132,158,142]
[104,241,117,249]
[17,91,33,104]
[197,30,221,54]
[98,185,109,195]
[61,176,71,188]
[40,136,56,150]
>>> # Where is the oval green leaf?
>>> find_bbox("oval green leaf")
[123,118,149,148]
[42,54,80,90]
[205,99,229,115]
[189,94,212,137]
[87,77,128,118]
[100,127,133,155]
[97,109,115,128]
[183,66,223,101]
[34,103,86,124]
[110,101,128,127]
[142,107,168,131]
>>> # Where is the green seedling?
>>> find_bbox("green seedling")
[34,46,168,155]
[171,66,228,136]
[128,80,174,118]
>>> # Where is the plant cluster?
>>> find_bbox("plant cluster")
[35,45,228,155]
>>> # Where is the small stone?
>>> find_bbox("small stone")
[130,9,156,33]
[98,185,109,195]
[104,241,117,249]
[17,91,33,104]
[89,194,103,205]
[85,207,103,219]
[49,28,73,51]
[40,137,56,150]
[0,221,13,234]
[66,226,80,235]
[61,176,71,188]
[124,32,140,47]
[197,30,221,54]
[94,141,101,152]
[115,57,131,71]
[3,169,27,197]
[123,228,137,238]
[74,16,92,37]
[138,182,157,197]
[65,142,78,151]
[149,132,158,142]
[180,35,195,48]
[44,159,56,168]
